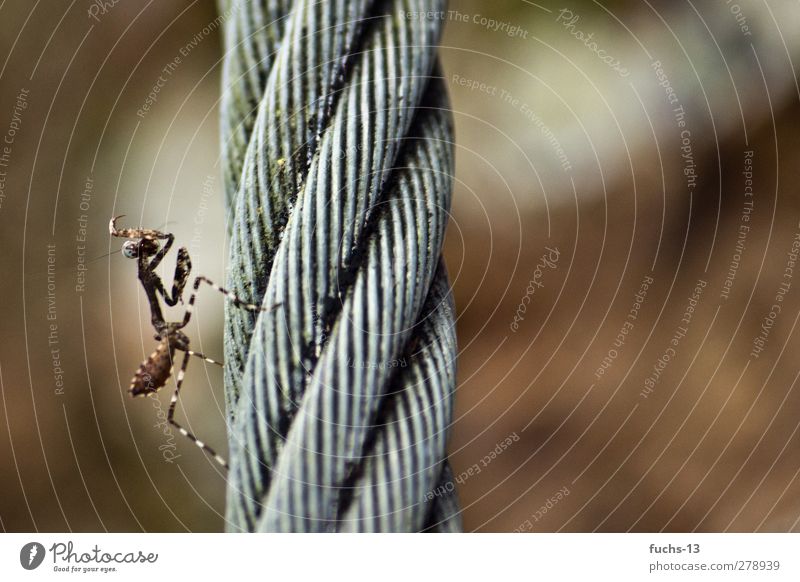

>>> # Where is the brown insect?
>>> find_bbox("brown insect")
[110,215,274,468]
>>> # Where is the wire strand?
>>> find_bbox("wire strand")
[219,0,460,533]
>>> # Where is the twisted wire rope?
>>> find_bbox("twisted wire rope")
[218,0,461,532]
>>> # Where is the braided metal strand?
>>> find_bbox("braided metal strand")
[219,0,293,210]
[423,463,462,532]
[219,0,294,418]
[337,265,460,532]
[219,0,459,532]
[223,0,373,416]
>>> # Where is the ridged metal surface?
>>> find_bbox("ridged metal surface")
[218,0,460,532]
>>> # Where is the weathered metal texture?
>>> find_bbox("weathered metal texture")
[219,0,460,532]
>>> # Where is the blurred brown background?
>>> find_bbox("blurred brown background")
[2,0,800,532]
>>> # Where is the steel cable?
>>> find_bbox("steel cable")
[218,0,460,532]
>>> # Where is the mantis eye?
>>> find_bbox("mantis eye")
[122,240,139,259]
